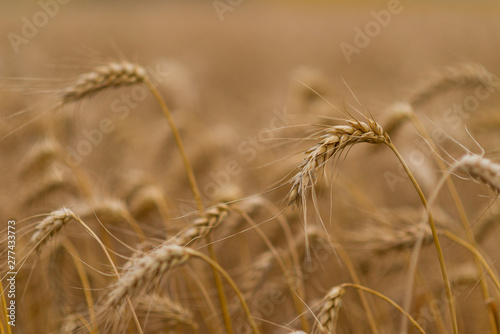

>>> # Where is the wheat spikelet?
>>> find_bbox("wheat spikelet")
[313,286,345,334]
[171,203,230,246]
[29,208,78,252]
[104,244,189,309]
[288,119,390,206]
[456,154,500,192]
[409,63,497,107]
[62,61,147,103]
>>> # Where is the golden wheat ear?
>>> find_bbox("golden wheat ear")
[29,208,78,252]
[61,62,147,104]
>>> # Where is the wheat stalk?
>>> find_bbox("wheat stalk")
[288,118,390,206]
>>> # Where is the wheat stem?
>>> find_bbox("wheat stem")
[341,283,426,334]
[387,143,458,334]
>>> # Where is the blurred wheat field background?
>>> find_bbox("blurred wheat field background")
[2,1,500,333]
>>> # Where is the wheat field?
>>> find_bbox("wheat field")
[2,1,500,333]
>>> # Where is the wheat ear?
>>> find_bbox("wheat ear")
[29,208,77,252]
[171,204,230,246]
[62,62,147,103]
[456,154,500,192]
[409,62,497,107]
[288,118,390,206]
